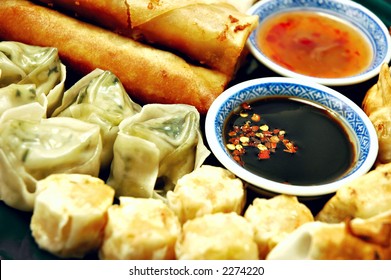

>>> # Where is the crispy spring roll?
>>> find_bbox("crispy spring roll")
[37,0,259,77]
[0,0,229,113]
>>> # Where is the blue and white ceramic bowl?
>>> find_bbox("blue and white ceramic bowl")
[247,0,391,86]
[205,77,378,197]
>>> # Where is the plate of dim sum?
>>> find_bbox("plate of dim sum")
[0,0,259,114]
[0,40,212,212]
[0,0,391,260]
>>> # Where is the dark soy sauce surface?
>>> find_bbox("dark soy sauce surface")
[224,96,356,185]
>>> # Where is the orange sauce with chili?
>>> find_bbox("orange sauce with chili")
[256,11,373,78]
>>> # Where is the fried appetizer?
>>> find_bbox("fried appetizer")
[37,0,258,77]
[267,210,391,260]
[176,212,258,260]
[362,63,391,164]
[166,165,245,223]
[30,174,115,258]
[0,117,102,211]
[99,197,181,260]
[244,195,314,259]
[107,104,210,199]
[0,0,229,114]
[224,0,257,13]
[316,162,391,223]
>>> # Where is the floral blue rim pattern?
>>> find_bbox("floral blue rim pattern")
[247,0,391,84]
[213,81,371,179]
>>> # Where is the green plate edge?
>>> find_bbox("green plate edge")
[355,0,391,27]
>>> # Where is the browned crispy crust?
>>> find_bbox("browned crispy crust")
[0,0,229,113]
[316,162,391,223]
[36,0,258,77]
[267,211,391,260]
[318,212,391,260]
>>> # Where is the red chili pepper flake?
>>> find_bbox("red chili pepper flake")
[298,37,314,46]
[258,150,271,159]
[241,102,251,110]
[251,113,261,122]
[228,130,237,137]
[226,102,298,165]
[283,140,298,153]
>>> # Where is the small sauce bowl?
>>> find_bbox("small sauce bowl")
[247,0,391,86]
[205,77,378,197]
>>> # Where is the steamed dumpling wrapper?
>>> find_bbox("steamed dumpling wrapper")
[362,63,391,164]
[99,197,181,260]
[107,104,210,199]
[0,83,47,122]
[31,174,115,259]
[0,117,102,211]
[37,0,258,77]
[244,195,314,259]
[175,212,259,260]
[0,41,66,116]
[166,165,245,224]
[52,69,142,169]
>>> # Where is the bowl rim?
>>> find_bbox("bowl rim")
[205,77,379,197]
[246,0,391,86]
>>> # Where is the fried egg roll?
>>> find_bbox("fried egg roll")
[37,0,258,77]
[0,0,229,113]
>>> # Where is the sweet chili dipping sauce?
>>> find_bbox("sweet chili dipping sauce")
[224,97,356,185]
[256,11,373,78]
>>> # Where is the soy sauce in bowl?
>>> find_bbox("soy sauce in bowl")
[223,96,357,186]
